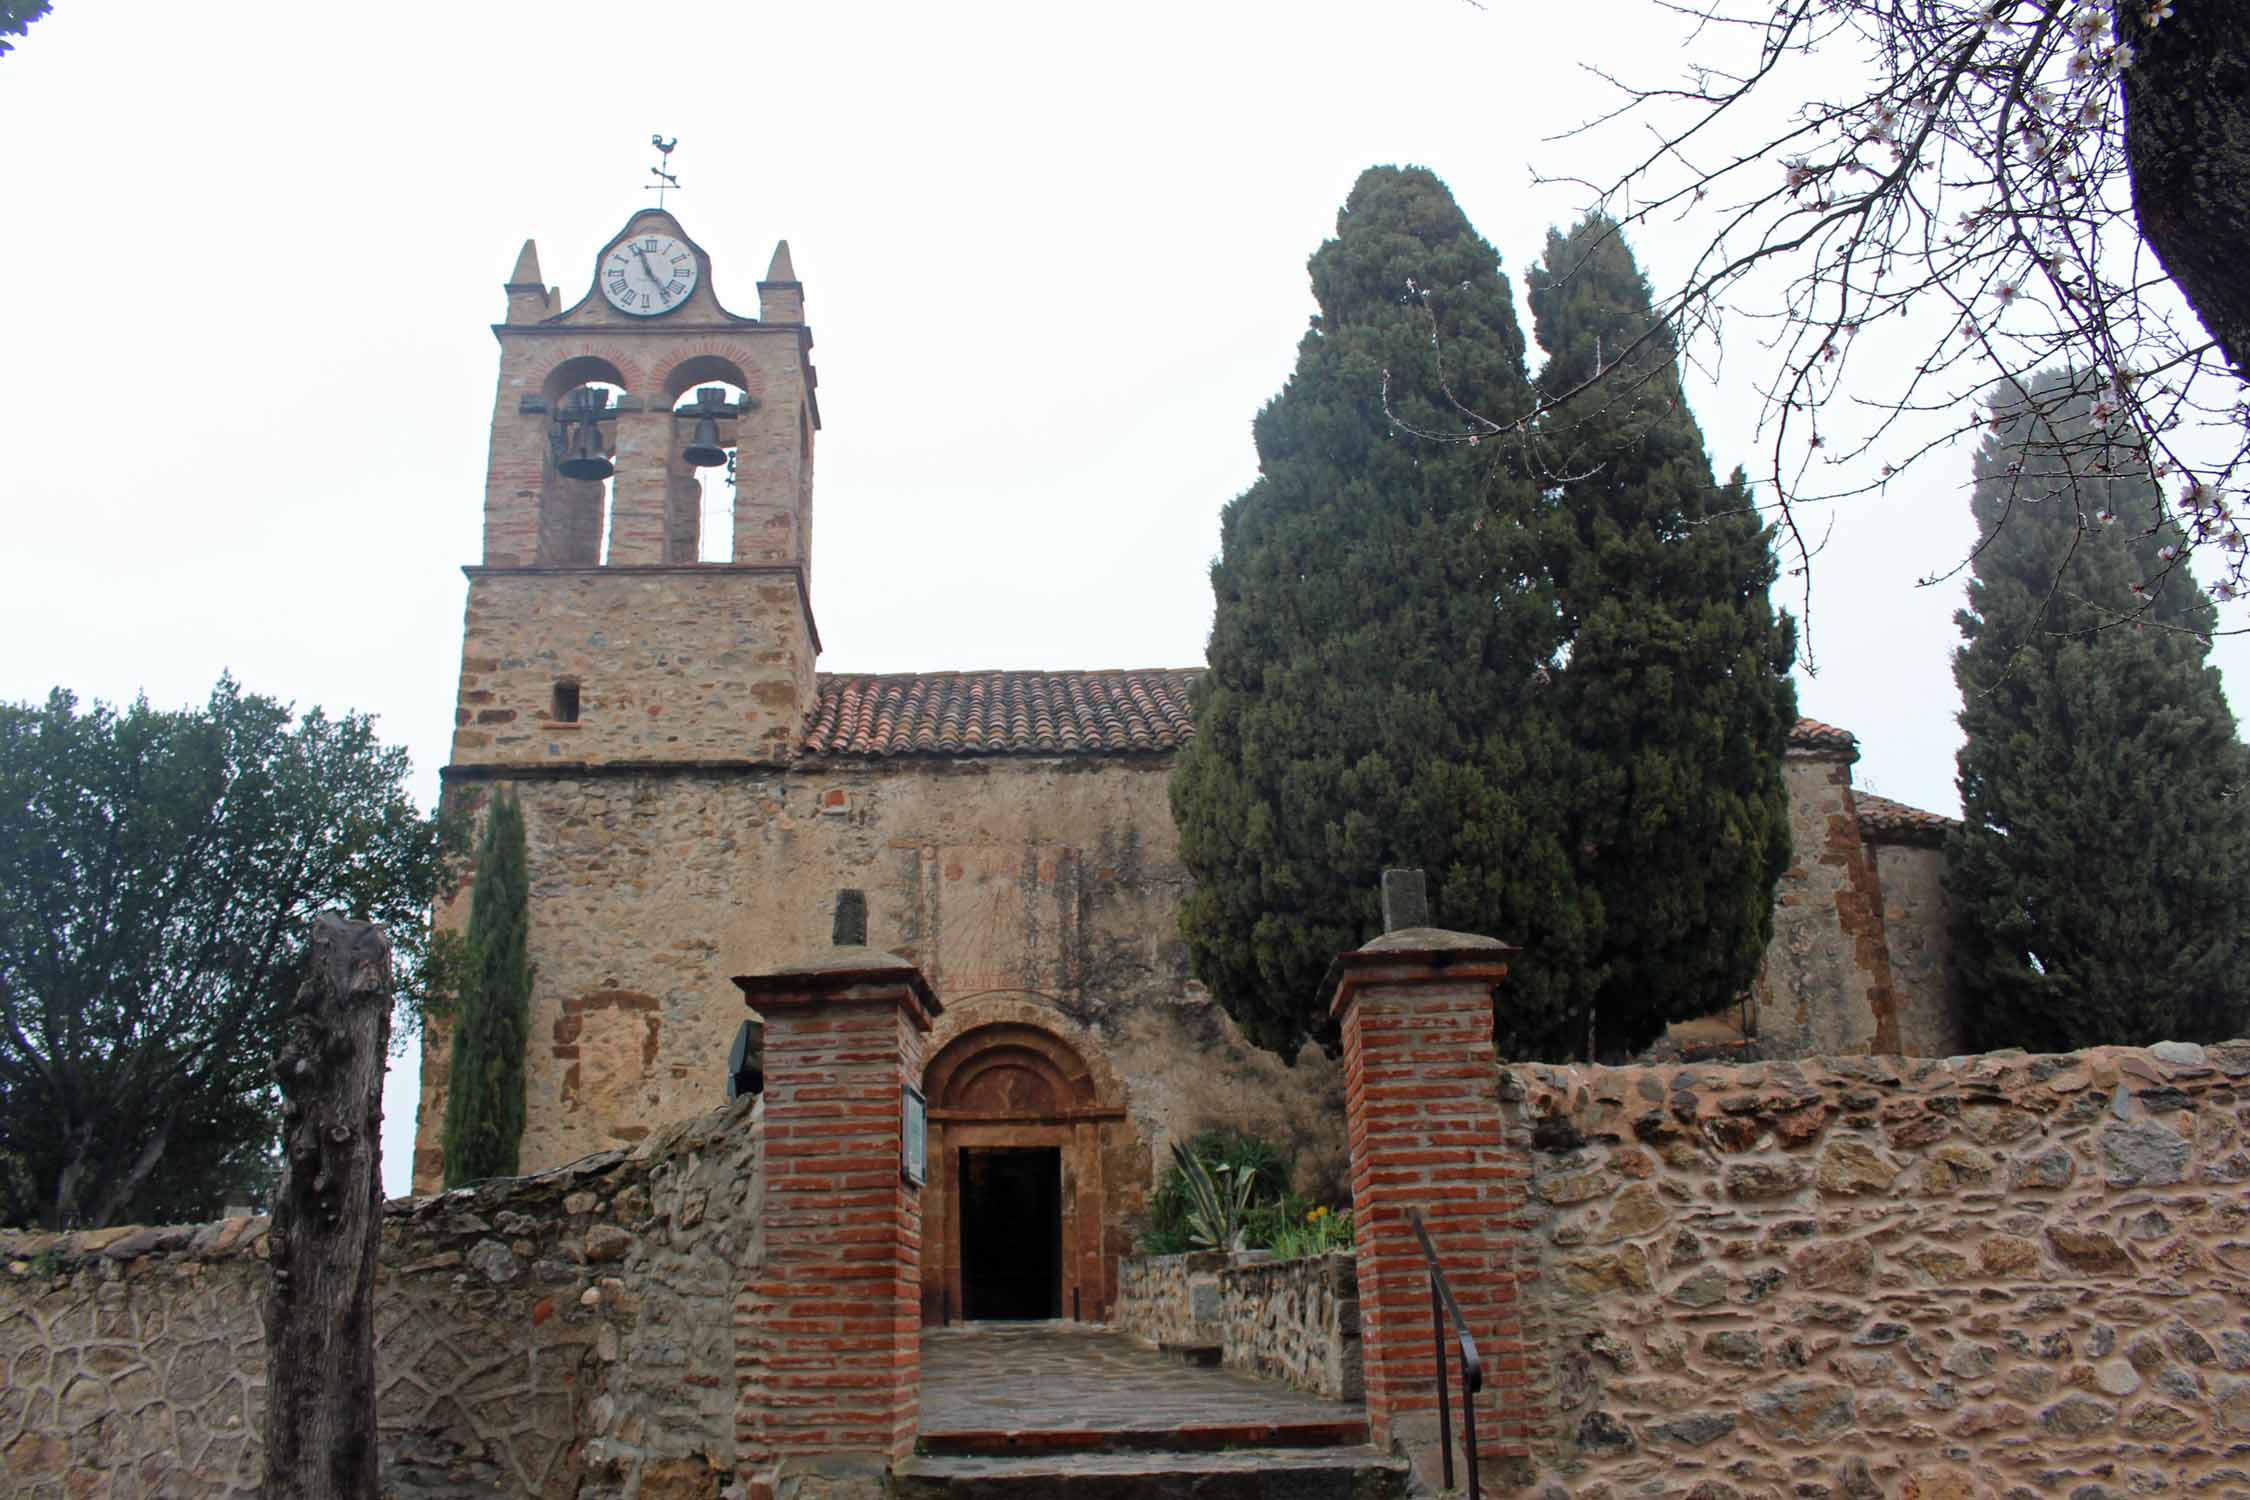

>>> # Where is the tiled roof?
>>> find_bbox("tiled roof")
[802,668,1863,762]
[1788,717,1857,752]
[1856,792,1961,847]
[803,670,1199,756]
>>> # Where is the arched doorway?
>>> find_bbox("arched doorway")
[921,1020,1131,1325]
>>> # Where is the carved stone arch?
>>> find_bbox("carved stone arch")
[917,1000,1140,1327]
[924,994,1127,1110]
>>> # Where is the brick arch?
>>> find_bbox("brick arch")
[917,1004,1139,1326]
[649,341,770,402]
[537,346,646,401]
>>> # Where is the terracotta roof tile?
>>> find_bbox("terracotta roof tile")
[1788,717,1857,752]
[803,670,1199,757]
[1856,791,1961,847]
[804,668,1863,764]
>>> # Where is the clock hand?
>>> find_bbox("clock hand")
[631,246,673,303]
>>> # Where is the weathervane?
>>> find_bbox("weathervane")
[647,135,680,208]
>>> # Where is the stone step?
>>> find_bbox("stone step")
[892,1444,1410,1500]
[919,1416,1369,1456]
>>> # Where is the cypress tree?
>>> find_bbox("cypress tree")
[1523,215,1799,1058]
[1171,165,1594,1059]
[441,790,531,1185]
[1948,370,2250,1051]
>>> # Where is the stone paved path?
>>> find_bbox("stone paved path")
[891,1446,1409,1499]
[919,1322,1365,1443]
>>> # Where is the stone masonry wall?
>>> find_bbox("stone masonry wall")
[1116,1250,1227,1350]
[1866,840,1965,1060]
[414,759,1348,1215]
[0,1095,760,1500]
[1755,750,1898,1059]
[1504,1040,2250,1499]
[1117,1250,1363,1401]
[448,568,816,769]
[1220,1252,1363,1402]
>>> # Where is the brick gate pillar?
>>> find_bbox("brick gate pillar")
[734,942,940,1499]
[1324,915,1534,1487]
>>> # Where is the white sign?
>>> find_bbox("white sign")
[901,1083,927,1188]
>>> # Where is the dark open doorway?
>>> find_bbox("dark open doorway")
[959,1146,1061,1320]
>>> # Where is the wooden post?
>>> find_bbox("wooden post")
[261,914,393,1500]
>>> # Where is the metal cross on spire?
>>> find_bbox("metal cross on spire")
[647,134,680,208]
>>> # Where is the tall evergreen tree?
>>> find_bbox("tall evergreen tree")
[1524,216,1799,1058]
[1172,166,1592,1059]
[1948,369,2250,1051]
[441,791,531,1186]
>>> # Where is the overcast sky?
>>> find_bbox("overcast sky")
[7,1,2240,1195]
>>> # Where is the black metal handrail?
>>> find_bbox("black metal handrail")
[1408,1208,1483,1500]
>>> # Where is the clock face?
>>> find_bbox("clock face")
[600,234,698,316]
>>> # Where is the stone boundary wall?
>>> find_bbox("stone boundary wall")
[1219,1251,1362,1401]
[1503,1040,2250,1499]
[0,1094,761,1500]
[1115,1250,1227,1349]
[1117,1250,1362,1401]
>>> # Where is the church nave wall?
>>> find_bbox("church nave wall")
[413,758,1349,1209]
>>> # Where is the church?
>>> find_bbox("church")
[411,209,1967,1327]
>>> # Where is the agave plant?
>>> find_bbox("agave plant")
[1174,1141,1258,1251]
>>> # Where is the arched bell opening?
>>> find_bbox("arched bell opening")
[671,381,747,563]
[538,371,626,567]
[919,1019,1135,1328]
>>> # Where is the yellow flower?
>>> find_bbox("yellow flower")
[1308,1206,1327,1221]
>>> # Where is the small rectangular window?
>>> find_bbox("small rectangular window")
[551,681,580,723]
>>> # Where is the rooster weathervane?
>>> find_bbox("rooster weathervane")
[647,135,680,208]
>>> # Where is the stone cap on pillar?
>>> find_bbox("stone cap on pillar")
[1318,870,1517,1022]
[732,945,943,1032]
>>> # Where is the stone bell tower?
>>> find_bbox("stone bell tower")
[449,209,821,769]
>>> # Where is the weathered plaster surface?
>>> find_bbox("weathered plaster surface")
[413,760,1347,1230]
[1756,751,1898,1058]
[1867,840,1965,1059]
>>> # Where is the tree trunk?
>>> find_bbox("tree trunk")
[260,914,392,1500]
[2121,0,2250,377]
[48,1121,92,1231]
[86,1112,175,1231]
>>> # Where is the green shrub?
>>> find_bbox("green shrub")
[1270,1204,1355,1261]
[1136,1222,1193,1256]
[1140,1129,1293,1254]
[1240,1192,1309,1251]
[1176,1146,1258,1250]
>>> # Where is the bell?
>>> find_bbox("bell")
[680,412,728,469]
[556,414,613,481]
